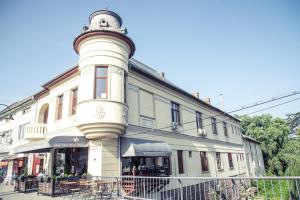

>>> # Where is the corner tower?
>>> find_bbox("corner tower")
[73,10,135,176]
[74,10,135,139]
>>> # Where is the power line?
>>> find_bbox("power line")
[239,97,300,116]
[126,91,300,139]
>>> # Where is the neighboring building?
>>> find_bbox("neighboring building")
[0,10,259,181]
[242,135,265,176]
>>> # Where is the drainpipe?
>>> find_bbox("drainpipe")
[118,136,121,176]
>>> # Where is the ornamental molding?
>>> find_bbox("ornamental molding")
[80,65,93,76]
[95,106,106,119]
[110,66,124,76]
[123,106,128,125]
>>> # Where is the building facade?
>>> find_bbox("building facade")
[0,10,264,181]
[242,135,265,177]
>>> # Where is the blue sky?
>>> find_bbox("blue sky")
[0,0,299,118]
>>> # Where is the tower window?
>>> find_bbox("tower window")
[95,66,108,98]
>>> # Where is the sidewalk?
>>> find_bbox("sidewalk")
[0,185,63,200]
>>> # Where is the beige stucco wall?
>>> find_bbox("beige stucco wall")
[126,70,247,177]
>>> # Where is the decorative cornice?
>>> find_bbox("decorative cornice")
[73,30,135,58]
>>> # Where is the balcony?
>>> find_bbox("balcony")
[24,123,47,140]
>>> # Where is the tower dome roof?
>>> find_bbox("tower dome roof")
[89,10,122,26]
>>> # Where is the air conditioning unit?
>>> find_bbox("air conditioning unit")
[197,129,207,136]
[171,122,179,130]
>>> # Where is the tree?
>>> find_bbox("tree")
[239,114,291,175]
[286,112,300,131]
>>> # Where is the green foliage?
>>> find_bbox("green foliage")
[239,114,291,175]
[286,112,300,131]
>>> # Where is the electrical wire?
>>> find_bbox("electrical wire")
[126,95,300,139]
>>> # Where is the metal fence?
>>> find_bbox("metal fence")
[32,176,300,200]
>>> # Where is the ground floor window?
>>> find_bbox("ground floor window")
[122,156,170,176]
[13,158,27,176]
[54,148,88,176]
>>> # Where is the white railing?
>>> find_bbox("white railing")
[24,123,47,140]
[49,176,300,200]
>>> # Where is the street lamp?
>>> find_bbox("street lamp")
[0,104,14,120]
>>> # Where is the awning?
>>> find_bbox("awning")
[121,137,172,157]
[0,153,9,161]
[0,153,28,161]
[14,136,88,154]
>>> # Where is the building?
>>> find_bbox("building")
[242,135,265,176]
[0,10,263,181]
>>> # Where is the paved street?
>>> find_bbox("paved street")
[0,185,63,200]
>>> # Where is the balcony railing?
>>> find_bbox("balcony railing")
[24,123,47,140]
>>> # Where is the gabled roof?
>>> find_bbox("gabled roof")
[242,134,261,144]
[1,58,241,122]
[129,58,241,122]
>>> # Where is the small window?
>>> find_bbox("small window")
[95,66,108,98]
[56,95,63,120]
[211,117,218,134]
[216,152,223,170]
[223,122,228,136]
[189,151,192,158]
[70,88,78,115]
[231,125,235,134]
[228,153,234,169]
[171,102,180,124]
[18,123,29,140]
[177,150,184,174]
[200,151,209,172]
[196,112,203,130]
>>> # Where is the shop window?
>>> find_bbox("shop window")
[95,66,108,98]
[121,156,170,176]
[200,151,209,172]
[177,150,184,174]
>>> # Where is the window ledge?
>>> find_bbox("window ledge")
[218,169,224,172]
[202,170,210,174]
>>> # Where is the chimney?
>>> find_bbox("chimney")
[192,92,199,99]
[205,97,211,105]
